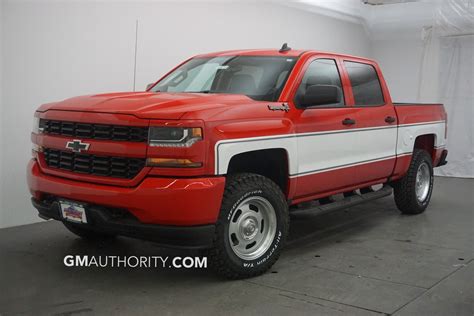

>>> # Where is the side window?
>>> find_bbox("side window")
[344,61,384,106]
[295,59,345,108]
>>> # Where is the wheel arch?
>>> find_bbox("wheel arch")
[224,148,290,195]
[397,121,445,159]
[414,134,437,161]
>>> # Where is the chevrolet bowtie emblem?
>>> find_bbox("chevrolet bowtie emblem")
[66,140,90,153]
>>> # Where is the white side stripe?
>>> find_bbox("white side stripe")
[215,120,446,176]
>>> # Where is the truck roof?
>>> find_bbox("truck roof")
[196,49,306,58]
[195,49,375,62]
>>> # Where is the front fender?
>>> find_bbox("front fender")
[213,119,296,175]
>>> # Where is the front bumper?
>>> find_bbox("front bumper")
[31,198,215,249]
[27,159,226,246]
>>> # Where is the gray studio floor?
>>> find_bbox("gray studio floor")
[1,177,472,315]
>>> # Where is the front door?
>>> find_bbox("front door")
[289,57,361,200]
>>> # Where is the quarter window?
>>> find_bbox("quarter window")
[344,61,384,106]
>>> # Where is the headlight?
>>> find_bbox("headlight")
[32,116,40,134]
[32,116,43,157]
[148,127,202,147]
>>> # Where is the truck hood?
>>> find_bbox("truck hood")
[37,92,258,120]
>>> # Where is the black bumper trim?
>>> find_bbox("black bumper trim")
[31,198,215,249]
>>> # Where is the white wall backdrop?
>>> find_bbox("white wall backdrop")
[371,39,425,103]
[371,0,473,178]
[436,35,474,177]
[0,0,371,228]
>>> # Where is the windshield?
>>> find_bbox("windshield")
[151,56,297,101]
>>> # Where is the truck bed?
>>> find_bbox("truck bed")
[394,103,446,125]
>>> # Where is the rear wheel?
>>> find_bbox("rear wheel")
[208,173,289,279]
[393,149,434,214]
[63,222,116,241]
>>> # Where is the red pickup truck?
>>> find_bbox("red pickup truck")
[28,45,448,278]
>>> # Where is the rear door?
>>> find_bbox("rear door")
[340,59,398,183]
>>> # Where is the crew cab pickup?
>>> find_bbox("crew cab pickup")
[28,45,448,278]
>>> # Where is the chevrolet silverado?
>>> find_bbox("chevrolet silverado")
[28,45,448,278]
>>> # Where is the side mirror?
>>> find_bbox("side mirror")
[300,84,342,108]
[146,83,155,91]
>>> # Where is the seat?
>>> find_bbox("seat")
[228,74,257,94]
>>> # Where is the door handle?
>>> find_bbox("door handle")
[342,118,356,125]
[385,116,396,123]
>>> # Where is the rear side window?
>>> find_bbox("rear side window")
[344,61,384,106]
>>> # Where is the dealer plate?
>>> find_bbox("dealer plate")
[60,200,87,224]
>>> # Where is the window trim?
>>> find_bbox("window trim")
[342,60,386,107]
[292,58,347,110]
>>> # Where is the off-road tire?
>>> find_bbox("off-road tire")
[63,222,116,240]
[393,149,434,214]
[208,173,289,279]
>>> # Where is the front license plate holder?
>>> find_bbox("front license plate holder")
[59,200,87,224]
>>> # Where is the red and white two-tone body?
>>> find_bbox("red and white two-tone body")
[27,48,448,278]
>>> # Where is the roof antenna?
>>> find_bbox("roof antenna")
[279,43,291,53]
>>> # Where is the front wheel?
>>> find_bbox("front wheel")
[393,149,434,214]
[208,173,289,279]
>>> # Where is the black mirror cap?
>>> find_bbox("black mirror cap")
[300,84,343,108]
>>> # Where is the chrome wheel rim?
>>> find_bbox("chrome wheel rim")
[415,162,431,202]
[228,196,277,260]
